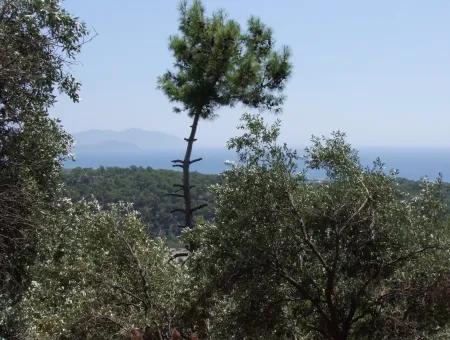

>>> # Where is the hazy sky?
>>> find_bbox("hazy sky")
[53,0,450,148]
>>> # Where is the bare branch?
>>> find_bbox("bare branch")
[339,196,369,234]
[189,157,202,164]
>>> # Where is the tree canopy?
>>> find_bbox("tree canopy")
[0,0,88,114]
[61,167,217,240]
[0,0,88,335]
[158,0,292,230]
[159,0,291,118]
[19,201,183,339]
[184,114,450,339]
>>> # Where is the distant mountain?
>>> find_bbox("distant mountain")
[73,128,183,150]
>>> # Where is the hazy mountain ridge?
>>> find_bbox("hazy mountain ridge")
[75,140,143,153]
[74,128,184,150]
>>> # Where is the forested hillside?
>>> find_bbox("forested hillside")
[62,167,450,239]
[62,167,218,238]
[397,177,450,207]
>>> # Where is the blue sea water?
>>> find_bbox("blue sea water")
[65,147,450,181]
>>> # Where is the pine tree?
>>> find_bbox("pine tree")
[159,0,291,232]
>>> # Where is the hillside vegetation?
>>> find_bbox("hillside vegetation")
[62,167,450,239]
[62,167,217,238]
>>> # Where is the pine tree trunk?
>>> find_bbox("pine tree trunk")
[183,113,200,228]
[170,112,207,247]
[181,112,200,229]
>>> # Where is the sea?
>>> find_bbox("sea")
[64,147,450,181]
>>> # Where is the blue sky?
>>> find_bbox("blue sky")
[54,0,450,148]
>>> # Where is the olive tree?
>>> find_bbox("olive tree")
[19,200,184,339]
[0,0,89,335]
[184,114,450,339]
[159,0,291,231]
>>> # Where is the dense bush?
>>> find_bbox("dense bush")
[19,200,185,339]
[183,114,450,339]
[0,0,88,335]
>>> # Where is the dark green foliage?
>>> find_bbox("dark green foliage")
[61,166,450,242]
[159,0,291,117]
[61,167,218,239]
[184,114,450,339]
[0,114,71,309]
[397,177,450,209]
[0,0,88,115]
[19,201,183,339]
[158,0,291,230]
[0,0,88,335]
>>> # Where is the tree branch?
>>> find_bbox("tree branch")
[287,192,330,272]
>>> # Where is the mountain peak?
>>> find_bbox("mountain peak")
[74,128,183,150]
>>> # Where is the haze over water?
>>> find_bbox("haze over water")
[66,146,450,181]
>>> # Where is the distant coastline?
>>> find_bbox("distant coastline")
[65,146,450,181]
[68,129,450,180]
